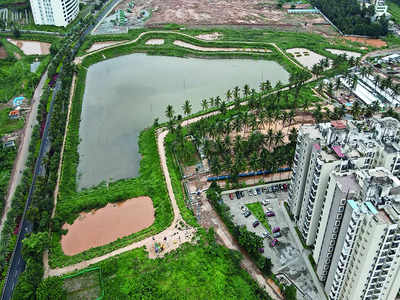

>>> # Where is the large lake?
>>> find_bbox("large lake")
[78,53,289,189]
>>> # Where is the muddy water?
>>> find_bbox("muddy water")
[61,196,155,255]
[79,53,290,188]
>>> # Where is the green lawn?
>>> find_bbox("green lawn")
[388,0,400,24]
[0,107,24,136]
[50,234,270,300]
[246,202,272,233]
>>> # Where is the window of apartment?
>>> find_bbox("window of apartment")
[341,199,347,205]
[336,213,343,219]
[330,240,335,246]
[332,234,337,239]
[338,206,344,212]
[329,247,334,252]
[333,227,339,233]
[335,221,341,226]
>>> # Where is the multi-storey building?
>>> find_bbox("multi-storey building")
[313,171,361,281]
[288,118,400,246]
[30,0,79,27]
[311,167,400,300]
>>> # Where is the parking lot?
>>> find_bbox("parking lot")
[221,182,321,300]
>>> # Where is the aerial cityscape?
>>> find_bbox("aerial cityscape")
[0,0,400,299]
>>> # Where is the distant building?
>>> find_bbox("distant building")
[30,0,79,27]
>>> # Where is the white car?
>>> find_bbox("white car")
[262,232,271,239]
[262,199,270,206]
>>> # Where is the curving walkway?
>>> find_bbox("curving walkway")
[44,129,196,277]
[43,31,315,297]
[75,30,306,72]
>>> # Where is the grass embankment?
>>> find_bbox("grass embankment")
[81,27,370,59]
[82,31,299,74]
[246,202,272,233]
[388,0,400,24]
[43,232,270,299]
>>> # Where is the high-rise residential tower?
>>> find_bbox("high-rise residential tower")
[30,0,79,27]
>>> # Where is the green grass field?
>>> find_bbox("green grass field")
[388,0,400,24]
[246,202,272,233]
[0,107,24,136]
[54,233,270,300]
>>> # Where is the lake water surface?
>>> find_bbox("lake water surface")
[78,54,289,189]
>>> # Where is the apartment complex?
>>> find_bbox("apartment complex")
[288,118,400,246]
[323,168,400,300]
[30,0,79,27]
[288,118,400,300]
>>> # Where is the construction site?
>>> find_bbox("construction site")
[94,0,337,36]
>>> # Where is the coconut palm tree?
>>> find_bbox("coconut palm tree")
[209,97,214,107]
[182,100,192,117]
[243,84,250,98]
[201,99,208,111]
[274,130,284,147]
[165,104,174,121]
[215,96,222,107]
[233,86,240,101]
[226,89,232,102]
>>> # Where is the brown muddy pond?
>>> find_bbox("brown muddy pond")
[61,196,154,255]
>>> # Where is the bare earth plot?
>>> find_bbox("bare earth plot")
[6,39,50,55]
[112,0,336,35]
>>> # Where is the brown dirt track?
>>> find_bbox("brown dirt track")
[343,36,387,48]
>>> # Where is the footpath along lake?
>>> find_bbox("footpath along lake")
[78,53,290,189]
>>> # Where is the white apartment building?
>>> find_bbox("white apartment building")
[289,119,391,246]
[313,171,361,281]
[312,168,400,300]
[30,0,79,27]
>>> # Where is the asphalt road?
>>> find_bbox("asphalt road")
[1,1,121,298]
[221,184,324,300]
[0,71,47,237]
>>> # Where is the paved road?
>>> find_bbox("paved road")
[0,71,47,236]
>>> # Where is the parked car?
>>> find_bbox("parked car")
[259,248,264,253]
[241,206,247,213]
[229,193,234,200]
[235,191,241,199]
[262,232,271,239]
[240,191,244,197]
[272,226,280,233]
[273,232,281,238]
[244,210,251,218]
[266,207,272,213]
[266,211,275,217]
[271,239,279,247]
[253,220,260,228]
[256,188,261,195]
[262,199,270,206]
[283,184,288,191]
[248,190,253,196]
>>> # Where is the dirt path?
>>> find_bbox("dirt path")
[44,96,283,299]
[0,71,48,236]
[77,30,308,72]
[44,129,196,277]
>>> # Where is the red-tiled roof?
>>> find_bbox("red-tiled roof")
[9,110,20,116]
